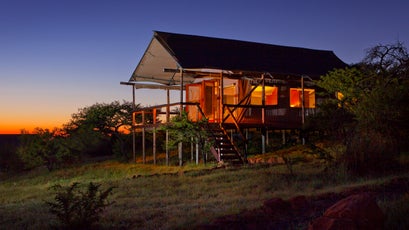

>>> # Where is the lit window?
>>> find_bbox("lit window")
[336,92,344,100]
[223,84,237,104]
[251,86,278,105]
[289,88,315,108]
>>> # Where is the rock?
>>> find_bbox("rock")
[276,157,285,164]
[309,216,356,230]
[263,197,291,218]
[309,192,384,230]
[247,158,256,164]
[288,196,309,211]
[266,157,276,164]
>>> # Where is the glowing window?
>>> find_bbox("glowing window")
[289,88,315,108]
[251,86,278,105]
[223,84,237,104]
[336,92,344,100]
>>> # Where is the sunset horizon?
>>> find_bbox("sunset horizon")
[0,120,66,134]
[1,0,408,135]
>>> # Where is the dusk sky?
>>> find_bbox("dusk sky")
[1,0,408,134]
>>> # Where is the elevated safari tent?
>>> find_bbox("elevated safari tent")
[121,31,347,165]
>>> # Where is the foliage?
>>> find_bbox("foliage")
[46,182,115,229]
[3,101,138,172]
[65,101,134,135]
[16,128,76,171]
[64,101,137,157]
[112,133,134,160]
[316,42,409,174]
[159,112,213,157]
[64,126,111,156]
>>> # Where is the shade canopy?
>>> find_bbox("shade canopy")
[129,31,348,85]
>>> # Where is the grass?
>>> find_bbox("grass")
[1,146,408,229]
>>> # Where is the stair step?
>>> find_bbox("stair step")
[217,146,234,150]
[219,149,237,154]
[216,143,233,147]
[207,125,243,164]
[221,154,240,160]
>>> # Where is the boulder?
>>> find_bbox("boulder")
[263,197,291,218]
[309,192,384,230]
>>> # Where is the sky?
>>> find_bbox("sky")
[1,0,408,134]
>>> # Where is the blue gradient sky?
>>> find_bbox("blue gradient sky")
[1,0,408,133]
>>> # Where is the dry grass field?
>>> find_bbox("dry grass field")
[1,146,408,229]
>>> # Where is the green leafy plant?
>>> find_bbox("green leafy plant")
[46,182,115,229]
[159,112,213,162]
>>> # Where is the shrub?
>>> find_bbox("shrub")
[344,129,398,175]
[46,182,115,229]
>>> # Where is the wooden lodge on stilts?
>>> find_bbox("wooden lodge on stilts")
[121,31,347,166]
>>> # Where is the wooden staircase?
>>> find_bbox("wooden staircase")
[208,124,245,165]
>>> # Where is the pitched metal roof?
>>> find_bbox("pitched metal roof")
[130,31,348,85]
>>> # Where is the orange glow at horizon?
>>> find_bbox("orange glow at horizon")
[0,122,64,134]
[0,113,68,134]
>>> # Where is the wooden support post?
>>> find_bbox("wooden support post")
[262,74,265,124]
[266,128,269,146]
[132,85,136,163]
[245,128,248,158]
[179,69,184,115]
[191,137,194,162]
[261,128,266,154]
[220,72,224,124]
[178,69,184,166]
[261,74,266,154]
[153,108,157,165]
[195,138,199,165]
[301,76,305,145]
[166,88,170,166]
[166,130,169,166]
[178,142,183,166]
[142,111,146,164]
[282,130,286,145]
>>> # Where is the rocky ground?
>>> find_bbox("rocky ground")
[197,176,409,229]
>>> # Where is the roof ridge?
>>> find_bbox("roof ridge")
[153,30,334,53]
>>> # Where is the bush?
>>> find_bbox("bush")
[16,129,79,171]
[46,182,115,229]
[344,129,398,175]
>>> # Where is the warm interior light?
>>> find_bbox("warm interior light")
[251,86,278,105]
[336,92,344,100]
[290,88,315,108]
